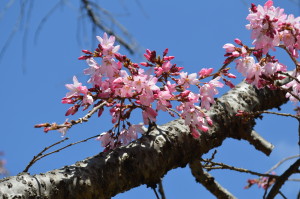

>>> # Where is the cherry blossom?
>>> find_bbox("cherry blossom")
[96,33,120,58]
[282,71,300,102]
[65,76,88,97]
[200,77,224,110]
[96,131,115,149]
[178,72,199,89]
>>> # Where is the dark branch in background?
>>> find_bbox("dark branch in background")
[266,154,300,174]
[266,159,300,199]
[34,0,65,45]
[0,0,27,64]
[81,0,137,54]
[0,0,139,71]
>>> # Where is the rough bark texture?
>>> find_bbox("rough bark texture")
[0,81,288,198]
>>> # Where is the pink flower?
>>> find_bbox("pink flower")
[282,71,300,102]
[246,1,286,54]
[84,58,102,85]
[65,76,88,97]
[101,58,119,78]
[223,43,236,53]
[142,107,158,125]
[198,68,214,78]
[178,72,199,89]
[177,102,209,135]
[96,33,120,57]
[200,77,224,110]
[263,62,286,76]
[82,94,94,105]
[236,57,254,76]
[156,89,172,111]
[118,125,145,145]
[97,131,114,148]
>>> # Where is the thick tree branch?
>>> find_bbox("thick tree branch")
[0,81,288,198]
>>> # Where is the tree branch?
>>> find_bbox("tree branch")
[266,158,300,199]
[189,159,237,199]
[0,81,289,198]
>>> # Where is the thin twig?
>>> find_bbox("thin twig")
[158,178,166,199]
[279,45,300,68]
[278,71,300,84]
[24,134,100,172]
[278,191,288,199]
[81,0,136,54]
[266,154,300,174]
[78,101,107,122]
[34,0,65,44]
[23,137,69,172]
[202,159,278,178]
[258,110,300,120]
[266,159,300,199]
[33,135,99,164]
[152,187,160,199]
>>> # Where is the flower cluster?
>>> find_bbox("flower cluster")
[38,32,233,150]
[36,1,300,151]
[223,1,300,103]
[246,0,300,56]
[244,175,276,190]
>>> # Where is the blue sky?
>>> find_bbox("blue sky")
[0,0,299,198]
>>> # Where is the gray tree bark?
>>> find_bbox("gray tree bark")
[0,81,288,199]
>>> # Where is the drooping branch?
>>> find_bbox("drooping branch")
[0,80,288,198]
[81,0,137,54]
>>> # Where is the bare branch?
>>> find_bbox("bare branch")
[158,178,166,199]
[266,154,300,174]
[81,0,136,54]
[202,159,278,178]
[266,158,300,199]
[23,138,69,172]
[189,159,237,199]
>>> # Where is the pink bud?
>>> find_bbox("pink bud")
[191,127,200,138]
[146,49,151,55]
[232,51,240,57]
[98,107,104,117]
[224,79,235,88]
[206,117,213,126]
[180,90,191,98]
[223,43,235,53]
[163,56,175,61]
[140,62,148,66]
[163,48,169,56]
[65,105,79,116]
[114,53,124,62]
[264,0,273,8]
[44,127,51,133]
[34,123,50,128]
[82,50,92,54]
[234,38,243,45]
[78,55,90,60]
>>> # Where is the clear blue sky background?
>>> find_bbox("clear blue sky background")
[0,0,299,198]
